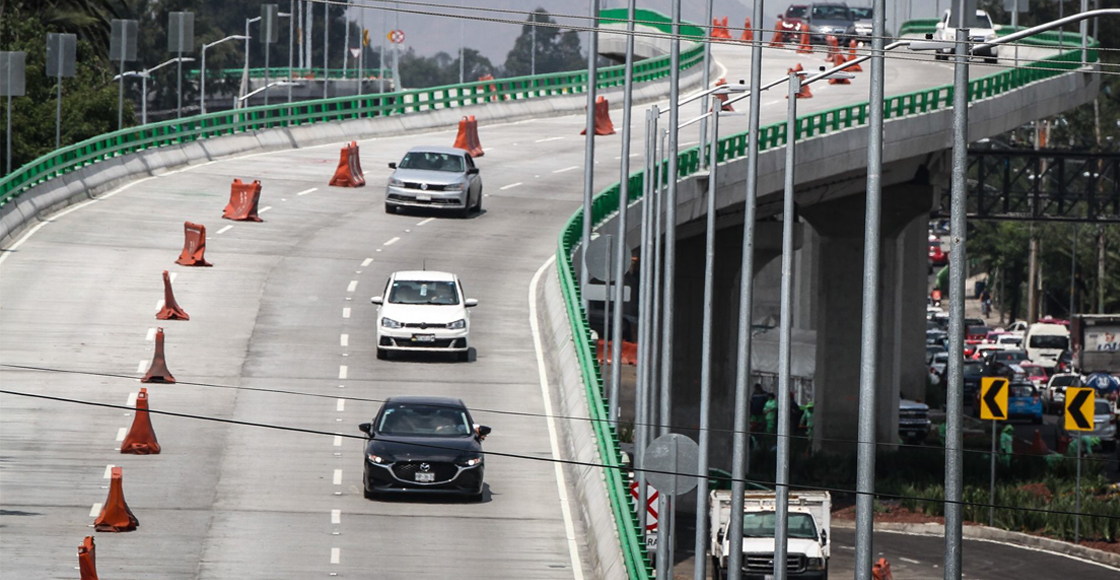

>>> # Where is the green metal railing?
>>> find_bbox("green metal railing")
[0,7,704,206]
[184,67,393,80]
[555,22,1099,580]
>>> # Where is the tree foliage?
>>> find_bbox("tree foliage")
[503,9,585,77]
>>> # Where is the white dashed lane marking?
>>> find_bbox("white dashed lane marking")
[145,328,156,341]
[338,366,348,380]
[331,547,340,564]
[259,206,273,214]
[383,237,400,246]
[361,258,373,267]
[340,334,349,347]
[126,392,138,407]
[136,360,148,374]
[336,399,346,412]
[535,136,564,143]
[89,503,103,517]
[416,217,435,226]
[103,465,115,479]
[333,469,343,485]
[346,280,358,293]
[216,225,234,235]
[342,308,351,319]
[552,166,579,174]
[116,428,127,442]
[331,509,341,524]
[296,187,318,196]
[333,435,343,447]
[499,182,522,190]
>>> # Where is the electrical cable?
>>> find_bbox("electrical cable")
[2,362,1116,467]
[2,387,1116,522]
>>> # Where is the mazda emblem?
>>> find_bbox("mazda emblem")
[420,463,431,472]
[420,183,428,190]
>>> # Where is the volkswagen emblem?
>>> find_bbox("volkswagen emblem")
[419,463,431,472]
[420,183,428,190]
[419,322,428,329]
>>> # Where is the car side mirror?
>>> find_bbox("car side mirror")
[821,529,828,546]
[465,298,478,308]
[477,425,492,437]
[371,296,383,305]
[358,422,372,436]
[388,162,397,169]
[776,14,783,19]
[467,167,479,175]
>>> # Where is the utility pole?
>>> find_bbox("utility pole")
[1029,231,1040,324]
[1099,227,1106,314]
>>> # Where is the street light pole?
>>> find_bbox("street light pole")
[289,1,295,103]
[201,35,248,115]
[580,0,600,313]
[244,16,261,109]
[699,0,713,169]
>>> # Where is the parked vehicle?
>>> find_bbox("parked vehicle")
[930,351,950,378]
[1025,322,1071,370]
[385,146,483,217]
[1006,320,1029,335]
[709,490,831,580]
[1070,315,1120,374]
[966,325,991,344]
[899,399,931,443]
[933,9,999,63]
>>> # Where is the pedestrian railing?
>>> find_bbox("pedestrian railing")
[0,7,703,206]
[555,22,1098,580]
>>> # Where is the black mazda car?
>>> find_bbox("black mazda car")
[360,396,490,500]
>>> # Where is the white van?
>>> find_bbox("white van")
[1024,323,1070,370]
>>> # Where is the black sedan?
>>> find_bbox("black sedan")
[359,396,491,501]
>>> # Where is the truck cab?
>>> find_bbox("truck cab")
[710,490,831,580]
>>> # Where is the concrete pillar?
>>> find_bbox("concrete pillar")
[800,184,933,449]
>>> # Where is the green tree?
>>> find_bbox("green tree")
[503,9,585,77]
[397,47,493,89]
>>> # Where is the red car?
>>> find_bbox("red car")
[928,237,948,266]
[780,5,810,41]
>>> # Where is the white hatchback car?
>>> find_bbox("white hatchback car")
[371,271,477,361]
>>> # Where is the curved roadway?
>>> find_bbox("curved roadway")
[0,41,1083,578]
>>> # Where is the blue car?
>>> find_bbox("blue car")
[1007,382,1044,424]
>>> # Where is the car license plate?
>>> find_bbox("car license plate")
[415,472,435,483]
[412,334,435,343]
[417,194,432,202]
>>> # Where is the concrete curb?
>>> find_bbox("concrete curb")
[537,259,629,580]
[0,62,709,250]
[832,518,1120,569]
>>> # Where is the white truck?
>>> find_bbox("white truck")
[709,490,831,580]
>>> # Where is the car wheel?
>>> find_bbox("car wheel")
[458,202,471,219]
[474,189,483,213]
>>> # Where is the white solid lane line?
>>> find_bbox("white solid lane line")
[89,503,103,517]
[336,399,346,412]
[145,328,156,341]
[333,435,343,447]
[416,217,435,226]
[216,225,234,235]
[340,334,349,347]
[116,428,127,442]
[552,166,579,174]
[535,136,564,143]
[330,547,341,564]
[527,255,585,580]
[338,366,348,380]
[332,469,343,485]
[103,465,115,479]
[346,280,358,293]
[259,206,273,214]
[342,308,351,319]
[360,257,373,267]
[331,509,341,525]
[126,392,137,407]
[296,187,318,196]
[499,182,522,190]
[383,236,400,246]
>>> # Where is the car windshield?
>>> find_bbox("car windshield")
[811,5,850,19]
[1051,375,1078,387]
[999,336,1023,346]
[851,8,872,19]
[376,403,472,437]
[398,151,465,173]
[964,362,983,377]
[787,6,808,18]
[1009,385,1036,398]
[1095,401,1112,415]
[742,511,818,540]
[967,326,991,336]
[388,280,460,305]
[1030,335,1069,349]
[994,351,1028,362]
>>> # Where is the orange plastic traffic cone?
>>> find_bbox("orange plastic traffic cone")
[796,26,813,53]
[94,467,139,532]
[121,388,160,455]
[141,328,176,384]
[829,56,852,84]
[847,39,864,72]
[740,17,753,41]
[156,270,189,321]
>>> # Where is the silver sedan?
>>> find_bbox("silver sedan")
[385,146,483,218]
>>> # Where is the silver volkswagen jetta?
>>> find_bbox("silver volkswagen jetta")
[385,146,483,217]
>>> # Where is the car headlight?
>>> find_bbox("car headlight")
[985,33,997,42]
[447,319,466,330]
[389,178,404,187]
[456,182,469,192]
[807,557,825,570]
[381,317,402,329]
[367,453,387,464]
[458,456,483,467]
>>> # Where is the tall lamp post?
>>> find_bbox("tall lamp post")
[200,35,248,115]
[114,56,194,125]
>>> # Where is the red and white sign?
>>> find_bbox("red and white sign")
[629,481,659,532]
[388,29,405,44]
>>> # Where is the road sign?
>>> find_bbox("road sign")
[363,29,371,47]
[109,19,138,62]
[1065,387,1096,431]
[629,481,658,531]
[644,433,700,497]
[585,234,633,282]
[46,33,77,78]
[388,29,405,44]
[980,377,1008,420]
[168,12,195,53]
[260,5,279,45]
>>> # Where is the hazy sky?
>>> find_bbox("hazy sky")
[342,1,950,65]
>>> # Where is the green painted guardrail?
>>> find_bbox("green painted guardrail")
[0,7,704,207]
[555,21,1099,580]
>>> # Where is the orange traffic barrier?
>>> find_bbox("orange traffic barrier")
[847,39,864,72]
[872,558,893,580]
[94,467,139,532]
[828,56,852,84]
[175,221,212,267]
[478,73,503,101]
[141,327,176,384]
[596,339,638,366]
[714,78,735,112]
[121,388,161,455]
[156,270,189,321]
[740,17,753,41]
[222,178,264,221]
[581,96,616,136]
[78,536,99,580]
[787,64,813,99]
[796,26,813,53]
[453,116,471,152]
[329,142,366,187]
[453,116,485,157]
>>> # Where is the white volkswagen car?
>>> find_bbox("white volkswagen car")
[371,271,477,361]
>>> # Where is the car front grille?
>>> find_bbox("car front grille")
[392,461,458,483]
[744,553,806,574]
[402,182,451,191]
[388,337,464,349]
[403,322,453,329]
[388,193,460,205]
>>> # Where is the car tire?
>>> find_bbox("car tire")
[458,202,471,219]
[474,189,483,213]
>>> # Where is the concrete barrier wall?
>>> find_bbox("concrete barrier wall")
[0,62,709,249]
[538,260,630,580]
